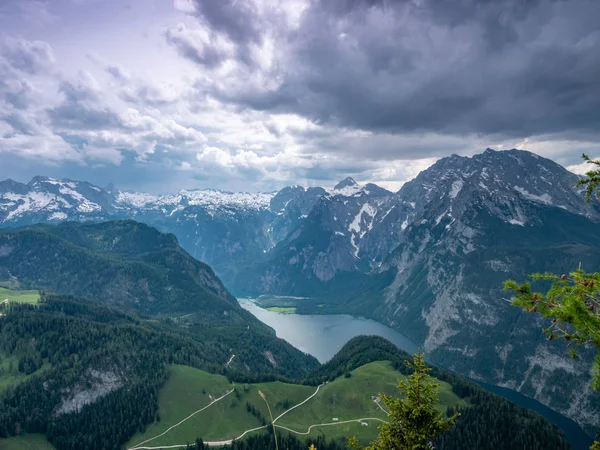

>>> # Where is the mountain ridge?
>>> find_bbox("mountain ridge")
[2,148,600,434]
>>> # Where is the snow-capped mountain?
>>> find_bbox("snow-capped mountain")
[116,189,276,217]
[395,148,594,229]
[0,176,114,225]
[0,176,328,283]
[226,149,600,435]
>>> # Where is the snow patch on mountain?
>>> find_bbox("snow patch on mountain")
[4,192,61,220]
[513,186,552,205]
[116,191,162,208]
[116,189,276,215]
[329,184,363,197]
[48,212,68,221]
[449,180,463,199]
[349,202,376,236]
[58,187,101,212]
[182,189,275,210]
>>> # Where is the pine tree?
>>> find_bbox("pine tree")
[350,350,459,450]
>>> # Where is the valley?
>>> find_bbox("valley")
[2,1,597,447]
[1,148,599,449]
[0,284,577,450]
[241,299,594,449]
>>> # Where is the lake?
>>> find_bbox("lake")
[239,298,419,362]
[240,298,593,450]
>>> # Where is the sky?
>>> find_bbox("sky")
[0,0,599,193]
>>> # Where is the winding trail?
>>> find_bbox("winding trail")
[225,355,235,367]
[130,387,235,449]
[133,417,389,449]
[272,383,325,423]
[129,381,377,449]
[275,417,389,436]
[374,398,389,415]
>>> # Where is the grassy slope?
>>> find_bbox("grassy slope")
[0,434,57,450]
[0,287,40,304]
[276,361,466,442]
[265,307,297,313]
[128,361,466,447]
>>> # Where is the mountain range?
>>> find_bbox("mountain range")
[1,148,599,434]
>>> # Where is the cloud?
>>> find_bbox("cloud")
[165,23,233,68]
[1,36,54,75]
[82,144,124,165]
[0,130,82,163]
[49,75,122,131]
[0,36,209,171]
[105,64,131,82]
[177,160,192,171]
[180,0,264,48]
[1,0,599,193]
[180,0,600,142]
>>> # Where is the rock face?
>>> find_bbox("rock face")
[56,368,123,415]
[3,148,600,432]
[232,180,397,295]
[367,149,600,434]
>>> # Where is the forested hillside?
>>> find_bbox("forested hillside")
[303,336,581,450]
[0,293,318,449]
[0,300,580,450]
[0,221,320,376]
[0,220,238,315]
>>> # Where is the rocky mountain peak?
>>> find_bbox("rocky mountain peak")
[396,148,596,229]
[334,177,358,190]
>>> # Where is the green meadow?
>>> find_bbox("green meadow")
[127,361,467,448]
[0,287,40,305]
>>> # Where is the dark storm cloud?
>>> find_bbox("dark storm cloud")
[175,0,291,67]
[185,0,263,47]
[183,0,600,141]
[164,24,231,68]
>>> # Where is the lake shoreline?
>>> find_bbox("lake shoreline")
[240,298,593,450]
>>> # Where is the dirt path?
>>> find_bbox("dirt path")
[272,382,325,423]
[130,383,324,449]
[131,381,376,449]
[132,418,389,449]
[275,417,389,436]
[374,398,389,415]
